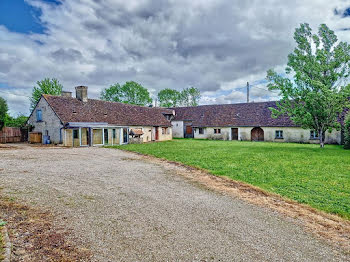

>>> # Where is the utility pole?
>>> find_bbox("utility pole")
[246,82,250,103]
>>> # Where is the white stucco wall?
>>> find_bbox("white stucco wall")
[191,126,341,144]
[27,97,63,144]
[129,126,172,142]
[194,127,231,140]
[172,121,184,138]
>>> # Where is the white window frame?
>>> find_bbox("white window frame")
[275,130,284,139]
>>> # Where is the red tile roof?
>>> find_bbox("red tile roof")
[43,95,172,127]
[172,101,297,127]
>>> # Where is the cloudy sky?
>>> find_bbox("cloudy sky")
[0,0,350,115]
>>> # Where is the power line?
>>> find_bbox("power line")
[250,84,280,94]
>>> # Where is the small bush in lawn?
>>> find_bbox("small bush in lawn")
[344,113,350,149]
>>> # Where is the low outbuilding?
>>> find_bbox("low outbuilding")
[27,86,173,146]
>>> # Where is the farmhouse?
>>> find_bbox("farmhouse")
[27,86,173,146]
[27,85,344,146]
[171,102,343,144]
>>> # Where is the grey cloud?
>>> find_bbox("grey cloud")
[51,48,83,62]
[1,0,350,115]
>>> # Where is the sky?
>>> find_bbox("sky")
[0,0,350,115]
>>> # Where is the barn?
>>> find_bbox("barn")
[171,102,343,144]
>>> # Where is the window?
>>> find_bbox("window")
[199,128,204,134]
[214,128,221,134]
[310,130,319,139]
[275,130,283,139]
[36,109,42,122]
[113,129,116,139]
[162,127,168,135]
[73,129,79,139]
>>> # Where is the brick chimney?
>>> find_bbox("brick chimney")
[75,86,88,102]
[61,91,72,97]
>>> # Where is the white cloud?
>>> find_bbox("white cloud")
[0,0,349,115]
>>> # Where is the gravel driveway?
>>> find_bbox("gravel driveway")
[0,144,348,261]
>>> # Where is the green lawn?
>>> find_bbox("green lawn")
[0,232,3,261]
[109,139,350,219]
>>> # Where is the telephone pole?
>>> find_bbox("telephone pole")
[246,82,250,103]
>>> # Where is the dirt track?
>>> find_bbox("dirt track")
[0,144,349,261]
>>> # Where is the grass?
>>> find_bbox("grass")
[0,232,3,261]
[109,139,350,220]
[0,219,5,261]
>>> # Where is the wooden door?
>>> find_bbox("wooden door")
[251,127,264,141]
[231,128,238,140]
[185,125,193,138]
[155,127,159,140]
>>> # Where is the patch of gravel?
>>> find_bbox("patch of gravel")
[0,144,349,261]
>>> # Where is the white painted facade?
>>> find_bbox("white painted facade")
[172,121,184,138]
[173,120,342,144]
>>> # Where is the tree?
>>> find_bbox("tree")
[30,78,63,111]
[0,97,8,130]
[344,113,350,149]
[267,23,350,148]
[100,81,152,106]
[5,114,28,128]
[157,88,181,107]
[180,87,201,107]
[157,87,201,107]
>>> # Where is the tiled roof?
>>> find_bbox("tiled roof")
[172,101,297,127]
[43,95,172,127]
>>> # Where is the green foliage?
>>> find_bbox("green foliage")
[0,219,6,227]
[5,114,28,128]
[30,78,63,111]
[267,23,350,148]
[157,87,201,107]
[0,97,8,129]
[112,139,350,219]
[180,87,201,107]
[157,88,181,107]
[344,113,350,149]
[100,81,152,106]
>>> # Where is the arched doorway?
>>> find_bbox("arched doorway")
[251,127,264,141]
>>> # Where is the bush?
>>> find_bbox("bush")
[344,113,350,149]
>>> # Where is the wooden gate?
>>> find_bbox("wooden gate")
[231,128,238,140]
[251,127,264,141]
[0,127,22,143]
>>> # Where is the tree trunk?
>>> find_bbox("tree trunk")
[319,130,325,148]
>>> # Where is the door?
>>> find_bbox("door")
[251,127,264,141]
[104,129,109,145]
[185,125,194,138]
[155,127,159,140]
[123,128,128,144]
[231,128,238,140]
[73,129,80,147]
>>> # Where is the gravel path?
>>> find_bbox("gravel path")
[0,145,348,261]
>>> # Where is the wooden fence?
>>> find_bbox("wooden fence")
[0,127,27,143]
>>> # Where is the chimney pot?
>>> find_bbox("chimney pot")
[61,91,72,98]
[75,86,88,102]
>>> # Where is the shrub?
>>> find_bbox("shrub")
[344,113,350,149]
